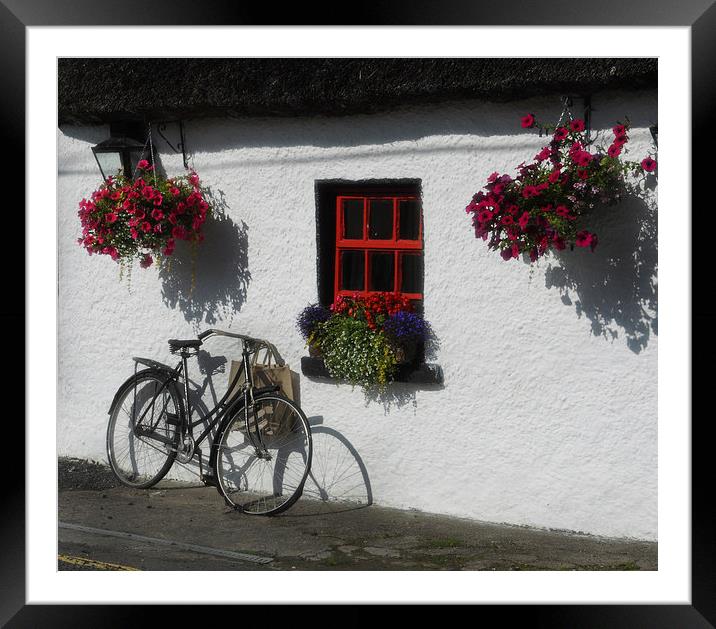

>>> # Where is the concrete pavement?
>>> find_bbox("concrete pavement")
[58,458,657,572]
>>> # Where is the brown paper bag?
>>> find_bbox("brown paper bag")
[227,346,295,436]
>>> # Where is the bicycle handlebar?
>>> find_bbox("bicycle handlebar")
[198,329,285,365]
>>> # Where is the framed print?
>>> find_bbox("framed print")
[6,0,711,625]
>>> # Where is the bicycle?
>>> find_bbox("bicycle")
[105,329,313,516]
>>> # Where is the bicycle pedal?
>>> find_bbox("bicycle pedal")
[201,473,218,487]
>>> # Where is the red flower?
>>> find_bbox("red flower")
[577,169,589,180]
[521,113,536,128]
[548,168,561,183]
[613,133,628,147]
[555,205,571,218]
[105,212,118,224]
[501,215,514,226]
[518,212,530,230]
[607,144,622,158]
[641,157,657,172]
[535,146,552,162]
[612,124,626,136]
[575,231,593,248]
[151,208,164,221]
[574,151,593,167]
[554,127,569,142]
[569,119,585,132]
[137,159,150,170]
[477,209,494,224]
[139,254,153,268]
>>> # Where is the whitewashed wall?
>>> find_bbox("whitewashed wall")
[58,90,658,540]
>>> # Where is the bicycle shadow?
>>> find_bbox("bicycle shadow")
[158,188,251,329]
[285,417,374,517]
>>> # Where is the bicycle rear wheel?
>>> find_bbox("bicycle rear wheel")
[106,369,182,488]
[214,393,312,515]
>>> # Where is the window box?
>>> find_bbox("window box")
[300,355,443,386]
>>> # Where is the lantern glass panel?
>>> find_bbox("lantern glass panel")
[95,151,123,179]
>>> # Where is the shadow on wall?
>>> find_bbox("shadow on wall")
[292,419,373,516]
[158,188,251,328]
[543,190,657,354]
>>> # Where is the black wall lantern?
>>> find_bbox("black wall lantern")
[92,121,150,181]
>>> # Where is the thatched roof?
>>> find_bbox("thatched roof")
[58,58,657,125]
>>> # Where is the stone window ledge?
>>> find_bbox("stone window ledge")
[300,356,443,385]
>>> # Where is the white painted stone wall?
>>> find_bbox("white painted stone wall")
[58,90,658,540]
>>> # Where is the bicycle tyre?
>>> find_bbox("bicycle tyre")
[106,369,183,489]
[213,393,313,516]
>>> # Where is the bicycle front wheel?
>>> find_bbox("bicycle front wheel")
[214,393,312,515]
[106,370,182,488]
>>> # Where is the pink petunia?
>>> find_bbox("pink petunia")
[641,157,657,172]
[518,212,530,230]
[554,127,569,142]
[535,146,552,162]
[521,113,536,129]
[608,144,622,158]
[478,209,494,224]
[151,208,164,221]
[569,119,585,132]
[575,231,593,248]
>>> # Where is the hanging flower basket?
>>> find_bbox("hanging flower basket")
[77,161,212,269]
[465,113,657,262]
[296,294,432,389]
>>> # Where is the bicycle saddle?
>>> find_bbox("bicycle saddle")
[168,338,203,352]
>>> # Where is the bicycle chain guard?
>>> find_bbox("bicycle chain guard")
[175,435,195,463]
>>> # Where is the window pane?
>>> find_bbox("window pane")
[369,252,394,292]
[399,199,421,240]
[340,250,364,291]
[342,199,364,239]
[401,253,423,294]
[368,199,393,239]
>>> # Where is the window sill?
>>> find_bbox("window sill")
[300,356,444,385]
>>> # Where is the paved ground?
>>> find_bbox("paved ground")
[58,458,657,571]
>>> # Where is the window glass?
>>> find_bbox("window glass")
[340,250,364,291]
[342,199,364,239]
[399,199,421,240]
[401,253,423,294]
[368,199,393,239]
[369,252,394,292]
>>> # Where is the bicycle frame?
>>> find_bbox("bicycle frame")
[130,330,280,466]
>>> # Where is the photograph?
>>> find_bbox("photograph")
[55,57,659,574]
[8,5,707,624]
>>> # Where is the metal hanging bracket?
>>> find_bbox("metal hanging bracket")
[156,120,189,170]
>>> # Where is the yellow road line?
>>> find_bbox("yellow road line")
[58,554,140,571]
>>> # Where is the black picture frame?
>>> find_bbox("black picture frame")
[6,0,711,625]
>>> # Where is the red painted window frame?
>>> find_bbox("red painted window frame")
[334,194,424,303]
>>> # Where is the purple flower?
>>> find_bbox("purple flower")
[382,311,430,345]
[296,303,331,339]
